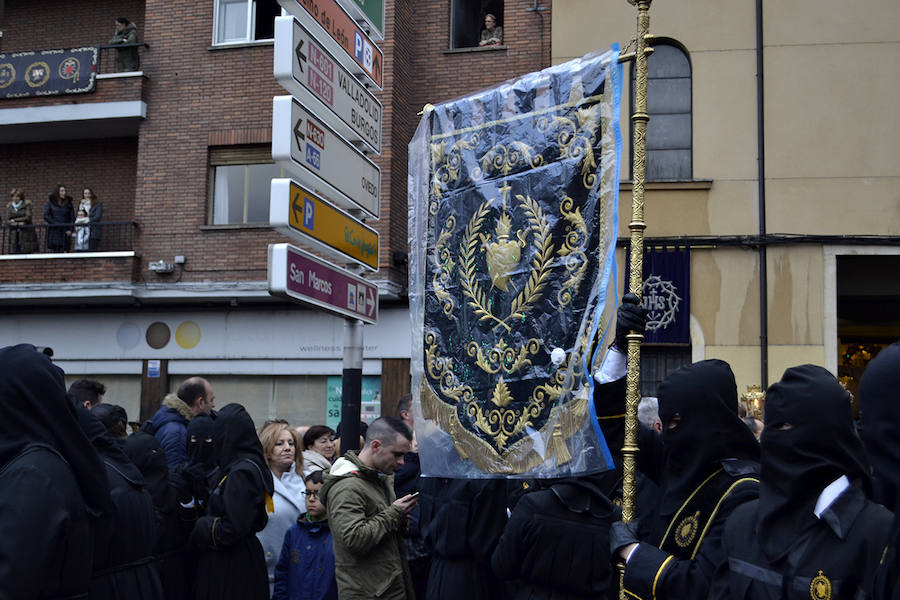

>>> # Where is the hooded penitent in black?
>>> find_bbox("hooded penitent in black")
[182,413,219,506]
[191,403,274,600]
[859,344,900,600]
[619,359,761,600]
[126,431,193,600]
[0,343,112,598]
[77,406,165,600]
[710,364,893,600]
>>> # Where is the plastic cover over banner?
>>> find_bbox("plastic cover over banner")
[408,47,623,477]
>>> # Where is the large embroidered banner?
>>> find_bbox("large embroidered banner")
[408,47,624,477]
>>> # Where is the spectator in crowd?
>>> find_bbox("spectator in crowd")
[258,420,307,594]
[92,403,128,440]
[110,17,140,71]
[125,431,192,600]
[147,376,215,471]
[302,424,336,477]
[44,184,74,252]
[68,378,106,410]
[295,425,310,451]
[78,187,103,250]
[74,207,91,251]
[479,13,503,46]
[273,470,339,600]
[7,187,38,253]
[637,396,662,432]
[711,365,893,599]
[320,416,419,600]
[0,344,113,598]
[75,405,164,599]
[191,403,273,600]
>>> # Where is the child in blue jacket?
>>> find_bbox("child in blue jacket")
[273,470,339,600]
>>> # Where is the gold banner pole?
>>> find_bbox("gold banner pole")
[619,1,652,598]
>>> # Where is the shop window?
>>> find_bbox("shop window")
[639,345,691,397]
[214,0,282,45]
[450,0,504,49]
[631,41,692,181]
[209,146,285,224]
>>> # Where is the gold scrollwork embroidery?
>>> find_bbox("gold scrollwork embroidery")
[432,215,457,315]
[674,511,701,548]
[468,338,541,375]
[557,195,588,307]
[472,141,544,180]
[537,103,602,190]
[431,135,478,196]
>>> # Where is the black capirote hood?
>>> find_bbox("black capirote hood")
[187,413,216,467]
[860,343,900,511]
[213,403,274,495]
[656,359,759,514]
[759,364,871,561]
[0,344,114,516]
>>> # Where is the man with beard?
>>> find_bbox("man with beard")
[711,364,892,599]
[0,344,113,598]
[857,345,900,600]
[600,300,760,599]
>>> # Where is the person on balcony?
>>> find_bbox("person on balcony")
[479,14,503,47]
[44,185,74,252]
[74,208,90,252]
[79,187,103,250]
[7,188,38,254]
[110,17,140,72]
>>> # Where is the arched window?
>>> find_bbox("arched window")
[631,41,692,181]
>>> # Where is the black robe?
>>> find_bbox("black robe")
[77,408,165,600]
[711,364,892,600]
[0,344,113,598]
[125,432,192,600]
[491,475,621,599]
[419,477,507,600]
[859,343,900,600]
[190,403,273,600]
[597,360,761,600]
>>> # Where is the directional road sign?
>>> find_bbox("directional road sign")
[270,178,379,271]
[277,0,383,89]
[272,95,380,219]
[268,243,378,324]
[338,0,384,41]
[274,16,381,154]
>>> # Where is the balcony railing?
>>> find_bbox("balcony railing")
[97,43,150,76]
[1,221,138,256]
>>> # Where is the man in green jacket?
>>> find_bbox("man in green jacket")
[321,416,419,600]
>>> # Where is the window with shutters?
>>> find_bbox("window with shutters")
[631,41,692,181]
[208,146,285,225]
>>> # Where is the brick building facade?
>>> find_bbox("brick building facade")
[0,0,551,425]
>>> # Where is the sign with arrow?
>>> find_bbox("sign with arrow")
[277,0,383,89]
[268,243,378,324]
[272,95,380,219]
[274,16,381,153]
[269,178,379,271]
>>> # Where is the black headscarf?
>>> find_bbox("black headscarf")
[0,344,113,516]
[656,359,760,514]
[759,364,871,561]
[860,343,900,512]
[124,432,172,509]
[213,404,274,495]
[187,413,216,467]
[92,404,128,436]
[75,405,145,487]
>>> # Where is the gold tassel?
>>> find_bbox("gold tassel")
[548,423,572,465]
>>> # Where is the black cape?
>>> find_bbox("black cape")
[419,477,507,600]
[190,403,273,600]
[77,407,165,600]
[711,364,892,599]
[0,344,111,598]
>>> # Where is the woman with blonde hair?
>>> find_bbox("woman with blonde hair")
[256,419,306,595]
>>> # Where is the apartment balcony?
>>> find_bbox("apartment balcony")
[0,44,149,143]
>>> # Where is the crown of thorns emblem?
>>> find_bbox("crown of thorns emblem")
[641,274,680,331]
